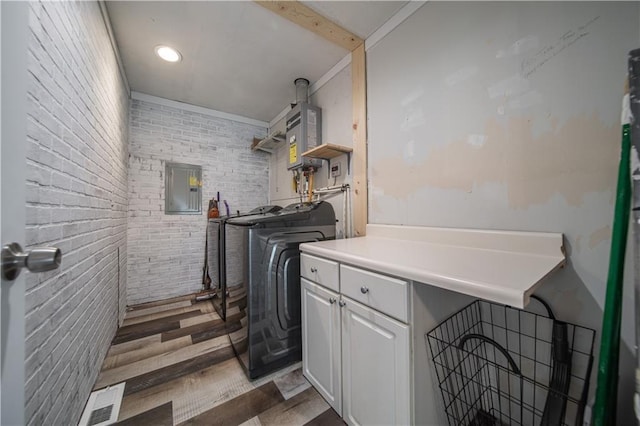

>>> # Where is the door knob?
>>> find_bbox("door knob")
[329,297,336,304]
[338,300,346,307]
[310,267,317,273]
[360,286,369,294]
[2,242,62,281]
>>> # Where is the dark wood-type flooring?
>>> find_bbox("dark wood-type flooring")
[93,294,345,425]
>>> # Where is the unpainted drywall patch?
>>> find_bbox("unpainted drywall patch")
[496,35,540,59]
[467,134,487,148]
[589,225,612,249]
[370,113,617,209]
[404,140,416,161]
[445,66,478,87]
[507,90,543,110]
[487,74,530,99]
[401,88,425,107]
[401,108,426,132]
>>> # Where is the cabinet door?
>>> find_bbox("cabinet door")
[342,297,410,426]
[301,278,342,414]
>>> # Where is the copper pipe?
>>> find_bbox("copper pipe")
[308,170,314,203]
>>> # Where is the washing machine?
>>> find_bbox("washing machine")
[207,205,281,320]
[225,201,336,379]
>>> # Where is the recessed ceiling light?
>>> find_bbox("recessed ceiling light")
[155,45,181,63]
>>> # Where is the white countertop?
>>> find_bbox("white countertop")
[300,224,565,308]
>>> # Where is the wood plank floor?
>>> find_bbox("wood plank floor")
[94,294,345,426]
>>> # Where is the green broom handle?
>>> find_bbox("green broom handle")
[592,122,631,426]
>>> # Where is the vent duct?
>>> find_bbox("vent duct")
[294,78,310,105]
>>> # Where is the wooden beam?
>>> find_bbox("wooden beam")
[352,44,367,237]
[255,1,363,51]
[258,0,368,236]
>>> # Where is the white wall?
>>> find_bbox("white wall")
[127,98,269,304]
[367,1,639,420]
[269,66,353,237]
[24,1,129,424]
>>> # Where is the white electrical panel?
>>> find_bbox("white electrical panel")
[330,162,341,178]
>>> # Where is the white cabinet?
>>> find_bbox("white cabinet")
[301,253,339,292]
[300,253,412,425]
[340,264,409,322]
[341,298,410,426]
[301,278,342,414]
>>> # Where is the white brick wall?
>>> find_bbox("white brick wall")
[24,1,129,425]
[127,98,269,305]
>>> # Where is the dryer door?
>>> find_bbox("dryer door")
[264,231,325,340]
[241,228,329,379]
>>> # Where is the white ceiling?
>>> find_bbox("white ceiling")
[106,1,407,123]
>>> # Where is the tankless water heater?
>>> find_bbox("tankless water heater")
[286,78,322,170]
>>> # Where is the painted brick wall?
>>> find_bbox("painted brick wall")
[127,98,269,305]
[24,1,129,425]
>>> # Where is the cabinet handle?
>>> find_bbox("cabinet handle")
[310,267,317,273]
[329,297,336,304]
[339,300,346,307]
[360,286,369,294]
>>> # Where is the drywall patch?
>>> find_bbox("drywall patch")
[589,225,612,249]
[401,88,425,107]
[400,88,426,132]
[404,140,416,161]
[507,90,543,110]
[401,108,426,132]
[370,113,617,209]
[487,74,530,99]
[467,134,487,148]
[496,36,539,59]
[445,66,478,86]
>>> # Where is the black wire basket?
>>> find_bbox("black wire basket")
[426,299,595,426]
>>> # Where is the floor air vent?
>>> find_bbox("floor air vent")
[78,382,125,426]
